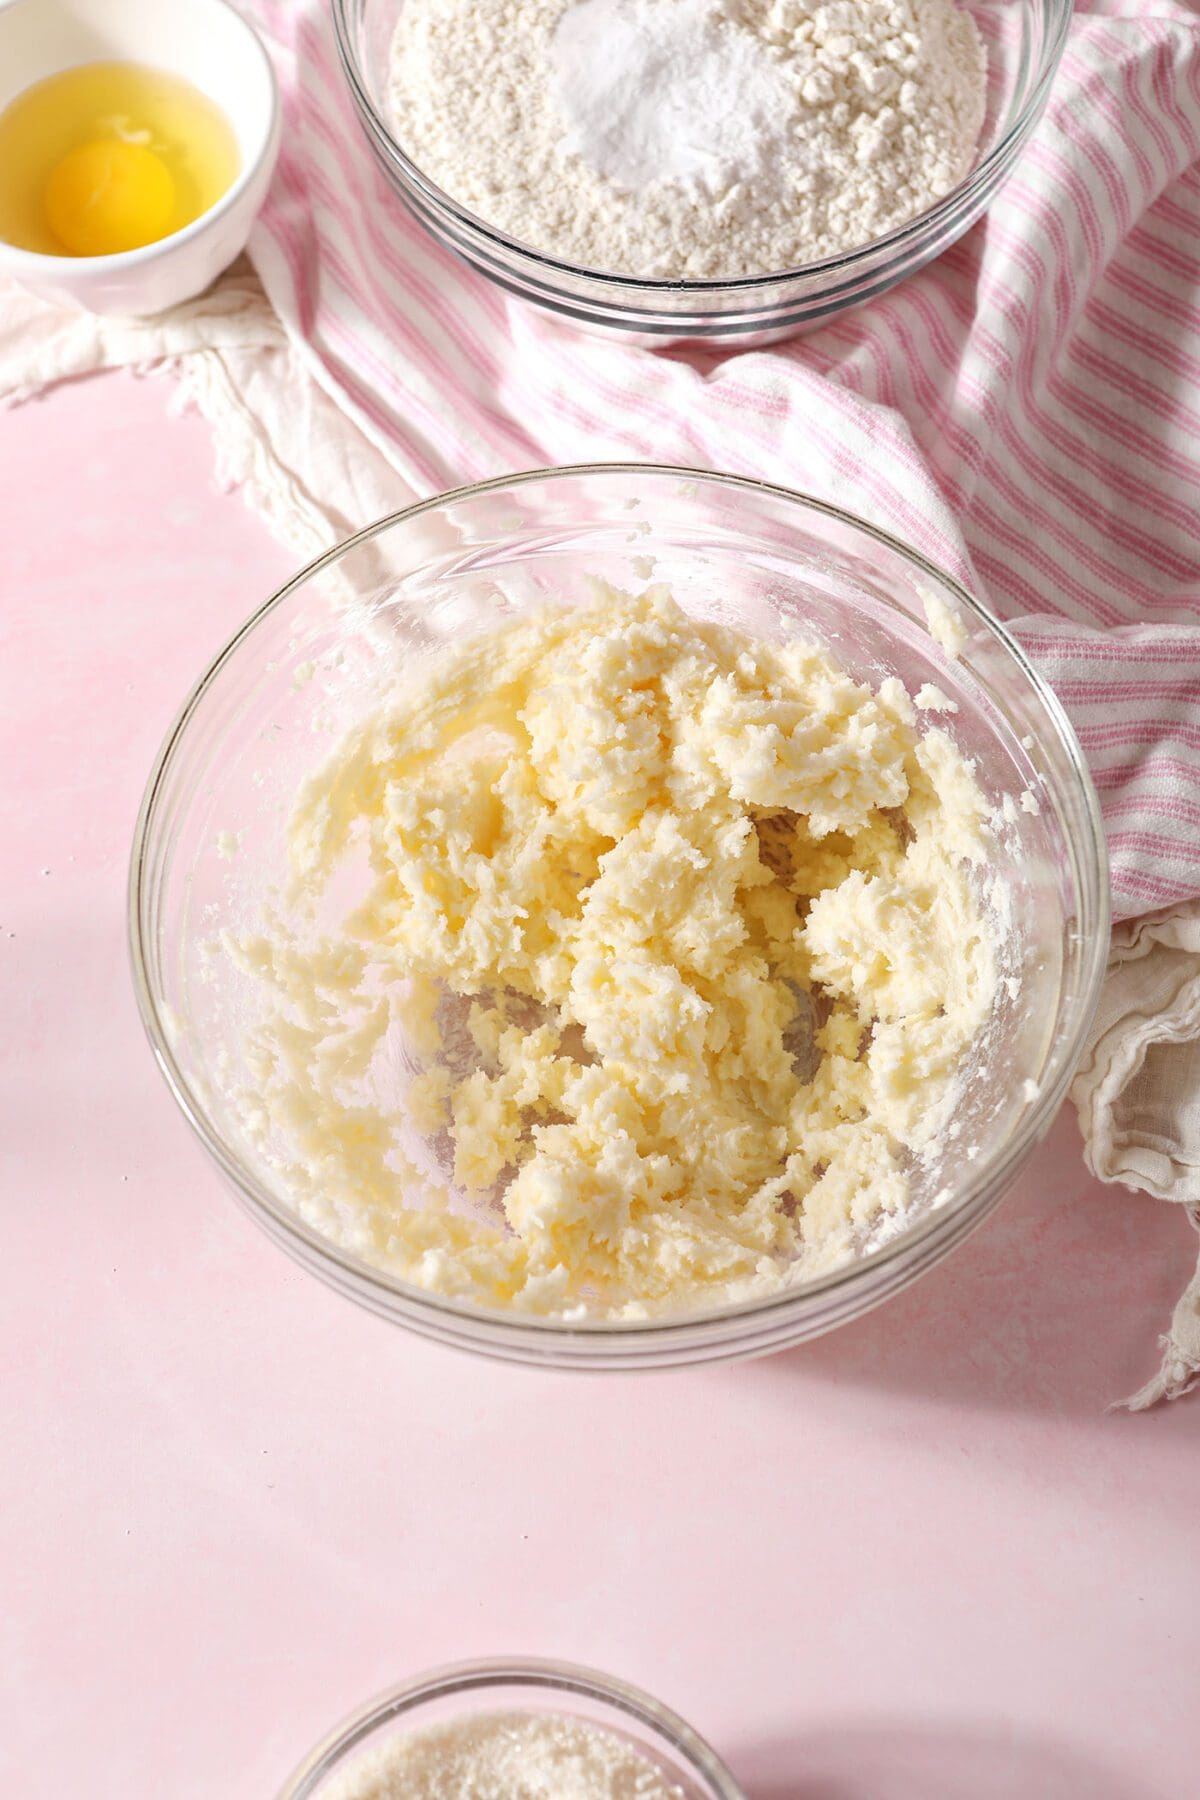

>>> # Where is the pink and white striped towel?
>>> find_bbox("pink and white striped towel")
[243,0,1200,924]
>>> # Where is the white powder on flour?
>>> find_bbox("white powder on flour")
[322,1710,686,1798]
[550,0,794,193]
[387,0,987,279]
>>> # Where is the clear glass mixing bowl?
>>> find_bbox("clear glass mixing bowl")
[129,465,1108,1370]
[278,1659,745,1799]
[331,0,1071,342]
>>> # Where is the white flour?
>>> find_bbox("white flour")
[387,0,987,279]
[323,1710,686,1798]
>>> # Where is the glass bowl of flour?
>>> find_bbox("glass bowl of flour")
[332,0,1070,341]
[129,465,1107,1369]
[279,1659,744,1799]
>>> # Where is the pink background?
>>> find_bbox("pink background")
[2,371,1198,1799]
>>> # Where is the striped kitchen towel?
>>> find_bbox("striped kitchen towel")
[243,0,1200,923]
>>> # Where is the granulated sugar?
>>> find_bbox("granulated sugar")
[387,0,987,279]
[322,1710,687,1798]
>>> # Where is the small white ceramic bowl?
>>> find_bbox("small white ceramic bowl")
[0,0,280,315]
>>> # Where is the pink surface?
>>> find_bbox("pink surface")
[2,371,1198,1800]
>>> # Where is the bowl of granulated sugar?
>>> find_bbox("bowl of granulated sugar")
[279,1658,745,1799]
[332,0,1070,341]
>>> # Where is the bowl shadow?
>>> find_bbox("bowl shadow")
[734,1718,1165,1800]
[739,1107,1195,1418]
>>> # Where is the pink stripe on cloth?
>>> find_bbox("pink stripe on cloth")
[241,0,1200,922]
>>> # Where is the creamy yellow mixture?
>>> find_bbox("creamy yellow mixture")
[232,586,999,1317]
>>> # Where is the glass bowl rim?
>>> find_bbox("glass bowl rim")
[128,461,1110,1350]
[276,1655,747,1798]
[329,0,1073,295]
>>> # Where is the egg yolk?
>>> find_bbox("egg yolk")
[43,139,175,257]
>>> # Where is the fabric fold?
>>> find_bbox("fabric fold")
[1071,901,1200,1407]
